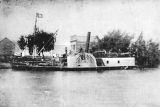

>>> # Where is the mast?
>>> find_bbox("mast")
[32,13,38,58]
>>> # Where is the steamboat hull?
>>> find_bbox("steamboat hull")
[12,65,135,71]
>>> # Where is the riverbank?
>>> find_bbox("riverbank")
[0,62,11,69]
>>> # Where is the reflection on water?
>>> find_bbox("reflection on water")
[0,68,160,107]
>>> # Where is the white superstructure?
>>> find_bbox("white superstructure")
[102,57,135,67]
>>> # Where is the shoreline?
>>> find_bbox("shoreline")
[0,62,12,69]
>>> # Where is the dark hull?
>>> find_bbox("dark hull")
[12,65,135,71]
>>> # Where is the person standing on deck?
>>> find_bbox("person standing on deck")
[79,46,85,60]
[51,56,55,66]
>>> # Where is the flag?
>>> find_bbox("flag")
[36,13,43,18]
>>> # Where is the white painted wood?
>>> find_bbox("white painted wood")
[102,57,135,67]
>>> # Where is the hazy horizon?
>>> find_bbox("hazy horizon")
[0,0,160,45]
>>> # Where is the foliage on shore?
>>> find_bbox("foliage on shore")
[131,33,160,68]
[91,30,134,53]
[17,30,56,57]
[17,35,27,51]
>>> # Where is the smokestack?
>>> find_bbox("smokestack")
[85,32,91,52]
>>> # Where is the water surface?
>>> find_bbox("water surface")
[0,68,160,107]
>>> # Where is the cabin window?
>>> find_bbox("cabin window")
[118,60,120,63]
[107,61,109,64]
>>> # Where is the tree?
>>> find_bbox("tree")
[92,30,134,53]
[17,35,27,56]
[24,30,56,57]
[90,36,101,53]
[26,34,34,55]
[131,33,147,68]
[147,40,160,67]
[35,30,55,57]
[131,33,160,68]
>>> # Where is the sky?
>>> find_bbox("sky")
[0,0,160,45]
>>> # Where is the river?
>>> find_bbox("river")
[0,68,160,107]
